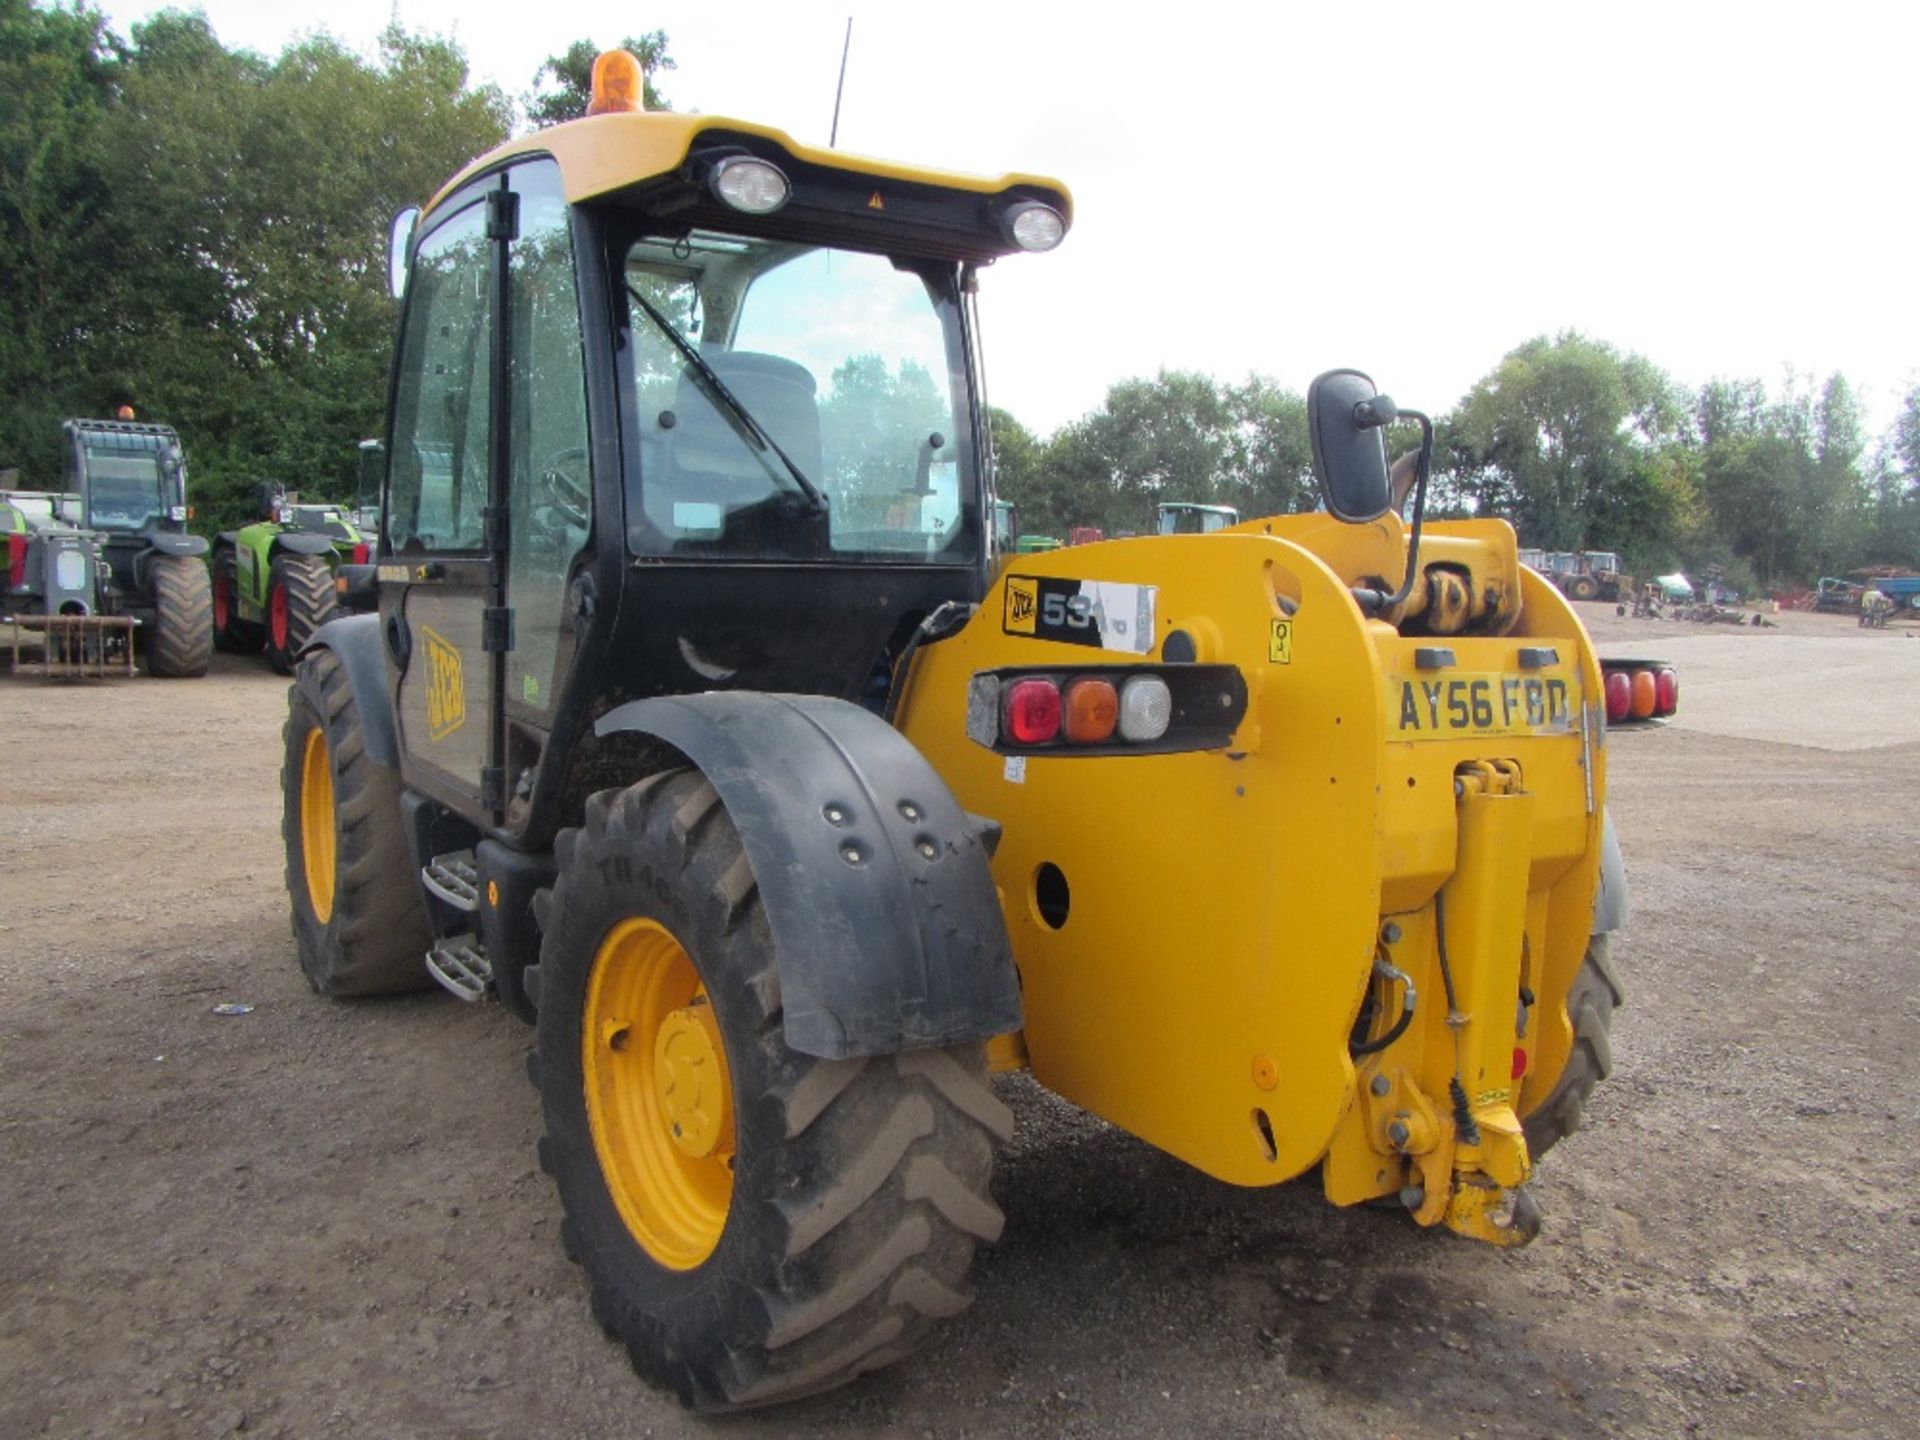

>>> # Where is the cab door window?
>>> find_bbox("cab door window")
[505,159,590,718]
[389,200,491,552]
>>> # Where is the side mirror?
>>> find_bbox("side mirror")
[1307,369,1394,524]
[388,206,420,300]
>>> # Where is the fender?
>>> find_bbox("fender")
[273,530,337,558]
[305,613,400,769]
[143,530,209,558]
[128,529,208,591]
[596,691,1022,1060]
[1593,808,1629,934]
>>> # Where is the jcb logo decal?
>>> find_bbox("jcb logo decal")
[423,626,465,740]
[1004,577,1039,635]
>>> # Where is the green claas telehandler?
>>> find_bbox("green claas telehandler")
[211,481,372,671]
[281,50,1627,1410]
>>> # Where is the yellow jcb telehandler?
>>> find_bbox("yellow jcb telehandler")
[281,50,1624,1410]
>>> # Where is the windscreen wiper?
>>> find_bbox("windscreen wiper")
[624,281,828,513]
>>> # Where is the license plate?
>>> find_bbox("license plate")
[1388,670,1580,740]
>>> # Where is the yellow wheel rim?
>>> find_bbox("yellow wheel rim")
[583,917,735,1270]
[299,727,337,924]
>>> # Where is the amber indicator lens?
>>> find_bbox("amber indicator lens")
[1061,678,1119,744]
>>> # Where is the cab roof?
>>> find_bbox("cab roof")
[428,110,1072,233]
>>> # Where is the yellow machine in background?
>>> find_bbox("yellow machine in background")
[283,51,1625,1410]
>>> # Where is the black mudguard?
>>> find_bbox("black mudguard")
[596,692,1022,1060]
[273,531,336,558]
[305,614,400,769]
[130,529,209,592]
[144,530,209,558]
[1593,808,1629,934]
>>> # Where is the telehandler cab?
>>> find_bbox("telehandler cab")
[282,50,1625,1411]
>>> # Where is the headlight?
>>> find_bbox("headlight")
[710,157,790,215]
[1000,201,1066,253]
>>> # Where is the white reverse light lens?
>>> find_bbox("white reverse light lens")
[1118,675,1172,743]
[54,549,89,590]
[1005,202,1065,252]
[712,157,790,215]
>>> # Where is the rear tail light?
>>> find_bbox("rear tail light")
[351,542,370,565]
[1604,671,1631,723]
[1003,678,1061,745]
[1630,670,1657,719]
[7,533,25,589]
[1062,678,1119,744]
[1118,675,1173,742]
[969,665,1247,756]
[1655,667,1678,716]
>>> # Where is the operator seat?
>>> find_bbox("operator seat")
[664,351,824,506]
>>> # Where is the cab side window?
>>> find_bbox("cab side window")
[389,200,492,552]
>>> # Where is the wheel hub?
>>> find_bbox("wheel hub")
[655,1000,733,1159]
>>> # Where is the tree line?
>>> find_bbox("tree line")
[994,336,1920,591]
[4,4,1913,588]
[0,1,664,533]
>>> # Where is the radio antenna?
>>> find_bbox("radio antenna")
[829,18,852,147]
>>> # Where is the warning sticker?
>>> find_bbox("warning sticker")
[1269,619,1293,664]
[1000,576,1155,654]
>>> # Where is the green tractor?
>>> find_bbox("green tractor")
[211,482,371,671]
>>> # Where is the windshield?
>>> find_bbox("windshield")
[621,231,976,563]
[83,448,167,531]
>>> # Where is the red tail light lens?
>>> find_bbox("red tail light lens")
[1655,668,1678,716]
[1512,1047,1529,1079]
[1604,671,1631,723]
[1061,678,1119,744]
[1003,678,1061,745]
[1630,670,1657,719]
[351,542,370,565]
[7,533,25,589]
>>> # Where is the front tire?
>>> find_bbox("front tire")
[533,771,1010,1410]
[146,553,212,677]
[265,553,336,674]
[1522,935,1622,1161]
[281,647,432,995]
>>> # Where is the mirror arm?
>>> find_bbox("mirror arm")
[1351,408,1434,617]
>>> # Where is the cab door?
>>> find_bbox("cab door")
[383,158,592,823]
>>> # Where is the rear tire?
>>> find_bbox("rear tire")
[265,553,336,674]
[534,771,1009,1410]
[1567,575,1599,602]
[146,553,212,677]
[211,548,263,653]
[1522,935,1622,1161]
[281,646,432,995]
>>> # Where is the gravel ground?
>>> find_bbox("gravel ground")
[2,603,1916,1439]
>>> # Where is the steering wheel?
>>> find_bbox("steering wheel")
[537,447,591,530]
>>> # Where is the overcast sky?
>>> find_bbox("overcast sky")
[101,1,1918,439]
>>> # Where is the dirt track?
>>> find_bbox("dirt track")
[3,604,1918,1439]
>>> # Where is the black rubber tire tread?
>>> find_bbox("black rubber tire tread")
[534,769,1008,1412]
[211,547,263,654]
[1522,934,1623,1161]
[281,647,433,996]
[265,552,336,675]
[146,552,212,677]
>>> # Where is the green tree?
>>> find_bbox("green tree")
[1448,333,1684,556]
[526,33,674,126]
[0,0,120,484]
[81,11,510,530]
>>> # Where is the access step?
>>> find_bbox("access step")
[426,935,492,1003]
[422,852,481,912]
